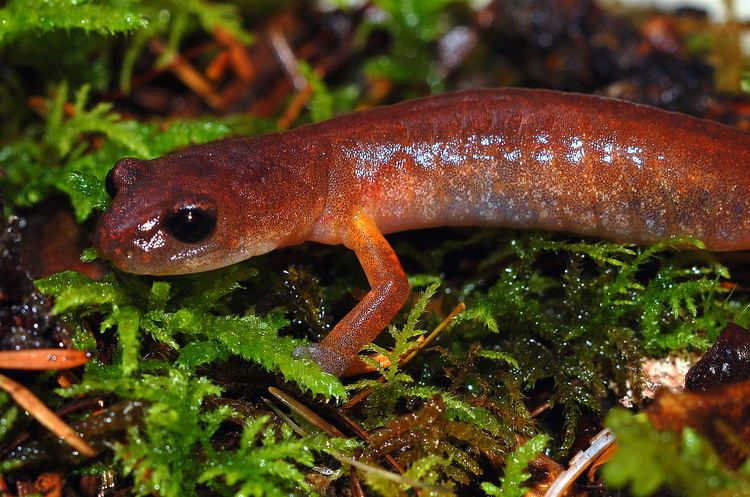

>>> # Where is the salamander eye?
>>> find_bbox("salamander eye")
[105,168,118,198]
[164,205,217,244]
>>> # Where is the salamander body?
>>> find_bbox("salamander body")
[95,88,750,375]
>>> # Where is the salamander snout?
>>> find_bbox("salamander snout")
[94,136,330,275]
[95,158,226,274]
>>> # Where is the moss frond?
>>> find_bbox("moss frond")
[38,263,346,399]
[1,83,233,220]
[200,417,356,497]
[481,433,549,497]
[454,232,736,451]
[0,0,147,45]
[348,282,440,419]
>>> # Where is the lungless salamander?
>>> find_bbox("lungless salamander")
[94,88,750,375]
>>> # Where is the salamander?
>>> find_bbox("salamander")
[94,88,750,376]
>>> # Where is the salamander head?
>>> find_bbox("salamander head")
[94,138,327,275]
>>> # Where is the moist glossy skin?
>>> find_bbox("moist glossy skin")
[95,88,750,375]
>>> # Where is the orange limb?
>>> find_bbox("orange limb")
[298,212,409,375]
[340,302,464,379]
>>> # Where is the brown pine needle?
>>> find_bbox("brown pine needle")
[329,404,407,475]
[262,397,307,436]
[267,27,306,91]
[267,388,453,495]
[206,51,231,81]
[149,38,223,110]
[343,302,465,378]
[268,386,345,437]
[0,374,96,457]
[214,26,255,82]
[0,349,90,370]
[276,84,313,130]
[400,302,465,367]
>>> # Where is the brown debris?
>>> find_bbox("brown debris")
[20,204,105,280]
[0,201,76,353]
[148,38,224,110]
[27,473,62,497]
[640,354,693,400]
[684,322,750,392]
[365,396,506,485]
[0,201,106,465]
[647,379,750,468]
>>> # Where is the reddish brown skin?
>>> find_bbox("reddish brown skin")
[95,88,750,375]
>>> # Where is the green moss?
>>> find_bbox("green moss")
[200,418,356,497]
[742,72,750,93]
[358,0,467,89]
[56,363,352,497]
[344,283,535,492]
[0,0,250,95]
[1,82,233,220]
[0,391,20,443]
[349,283,442,411]
[347,283,518,439]
[0,0,148,45]
[67,367,229,497]
[38,263,346,400]
[450,232,737,451]
[36,264,350,495]
[481,433,550,497]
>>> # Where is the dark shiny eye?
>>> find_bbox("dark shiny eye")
[105,168,118,197]
[164,206,217,244]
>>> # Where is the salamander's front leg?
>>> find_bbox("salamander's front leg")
[298,212,410,376]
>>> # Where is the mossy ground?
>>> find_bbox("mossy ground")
[0,1,749,496]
